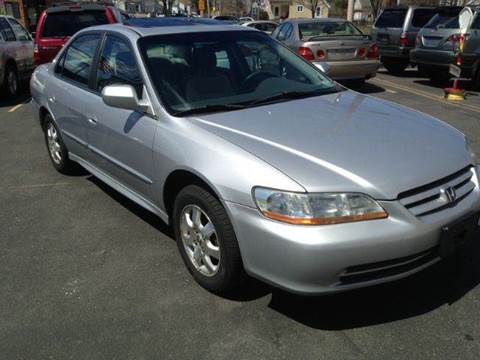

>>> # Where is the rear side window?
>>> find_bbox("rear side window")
[41,11,109,38]
[0,18,16,41]
[61,34,100,86]
[375,9,408,28]
[96,35,142,96]
[411,9,436,28]
[424,14,460,29]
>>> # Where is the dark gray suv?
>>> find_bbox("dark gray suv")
[372,6,437,75]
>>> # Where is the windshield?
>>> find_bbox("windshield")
[375,9,407,28]
[299,21,362,39]
[138,31,337,115]
[41,11,109,37]
[424,8,462,29]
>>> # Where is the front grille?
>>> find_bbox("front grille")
[338,247,438,285]
[398,166,475,217]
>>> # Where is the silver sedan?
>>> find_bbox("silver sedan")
[30,18,480,296]
[272,18,380,87]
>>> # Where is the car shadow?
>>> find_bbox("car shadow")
[377,68,425,78]
[356,82,386,94]
[85,174,480,328]
[267,237,480,330]
[0,93,31,108]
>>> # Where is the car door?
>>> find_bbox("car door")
[6,18,34,74]
[87,33,157,200]
[48,33,102,161]
[0,17,18,72]
[464,12,480,64]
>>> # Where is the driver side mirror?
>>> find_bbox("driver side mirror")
[101,84,151,113]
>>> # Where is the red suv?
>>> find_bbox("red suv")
[34,4,126,65]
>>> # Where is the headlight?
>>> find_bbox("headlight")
[465,137,477,164]
[253,187,388,225]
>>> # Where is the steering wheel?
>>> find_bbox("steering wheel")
[240,71,278,92]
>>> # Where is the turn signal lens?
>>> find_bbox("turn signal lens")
[253,188,388,225]
[298,47,315,61]
[358,48,366,57]
[400,32,409,46]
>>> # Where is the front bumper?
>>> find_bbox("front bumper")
[226,173,480,295]
[314,59,380,81]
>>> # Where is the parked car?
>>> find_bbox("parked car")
[272,18,379,87]
[242,20,278,34]
[213,15,238,23]
[372,6,437,75]
[0,15,34,98]
[34,3,124,65]
[239,16,255,24]
[411,7,480,85]
[31,18,480,296]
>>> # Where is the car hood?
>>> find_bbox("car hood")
[190,91,470,199]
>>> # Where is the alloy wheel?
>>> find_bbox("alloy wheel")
[180,204,221,277]
[46,123,62,164]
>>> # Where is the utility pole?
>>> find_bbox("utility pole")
[207,0,210,17]
[347,0,354,21]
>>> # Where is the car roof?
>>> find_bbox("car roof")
[84,17,254,37]
[45,4,109,14]
[289,18,349,24]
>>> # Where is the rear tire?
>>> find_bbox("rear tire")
[43,114,79,174]
[382,58,409,75]
[2,64,19,98]
[428,70,451,86]
[173,185,246,294]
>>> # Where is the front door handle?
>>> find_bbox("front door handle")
[88,116,98,125]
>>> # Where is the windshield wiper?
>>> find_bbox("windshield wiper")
[242,88,339,107]
[172,103,246,116]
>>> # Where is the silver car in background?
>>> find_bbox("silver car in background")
[242,20,278,34]
[0,15,34,98]
[272,18,379,87]
[31,18,480,296]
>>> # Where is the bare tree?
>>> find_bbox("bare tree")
[370,0,383,19]
[309,0,319,18]
[161,0,175,15]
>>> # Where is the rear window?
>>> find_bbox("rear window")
[411,9,436,28]
[41,10,109,37]
[375,9,407,28]
[424,14,460,29]
[299,21,362,39]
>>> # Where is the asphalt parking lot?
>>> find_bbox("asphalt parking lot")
[2,69,480,360]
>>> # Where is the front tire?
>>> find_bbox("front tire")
[173,185,245,294]
[43,114,78,174]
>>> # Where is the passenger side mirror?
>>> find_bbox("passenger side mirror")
[101,85,151,113]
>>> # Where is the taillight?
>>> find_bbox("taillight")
[357,48,366,57]
[33,43,41,65]
[367,44,378,59]
[456,54,462,66]
[449,33,467,52]
[298,47,315,61]
[400,32,409,46]
[316,49,325,59]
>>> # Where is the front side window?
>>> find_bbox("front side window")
[0,18,16,41]
[7,18,31,41]
[96,35,143,96]
[61,34,100,86]
[139,31,337,116]
[41,11,109,38]
[299,21,362,40]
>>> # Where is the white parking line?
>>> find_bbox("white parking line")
[8,103,23,113]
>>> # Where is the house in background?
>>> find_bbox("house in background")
[270,0,330,21]
[353,0,372,22]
